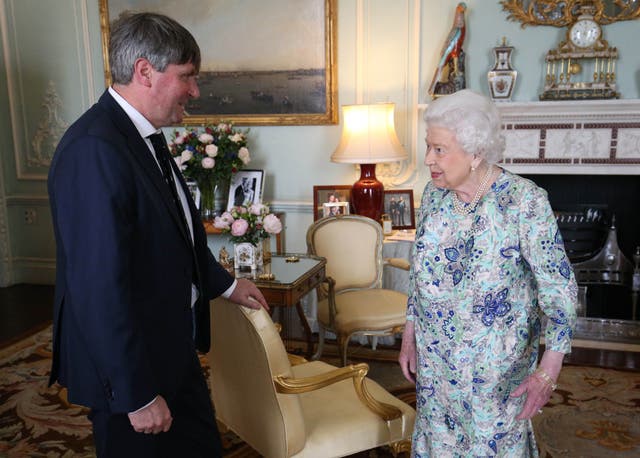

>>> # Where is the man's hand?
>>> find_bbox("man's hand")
[128,395,172,434]
[229,278,269,311]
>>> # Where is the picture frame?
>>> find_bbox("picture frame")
[383,190,415,230]
[322,201,349,218]
[186,181,201,209]
[98,0,338,126]
[313,185,352,221]
[228,169,264,211]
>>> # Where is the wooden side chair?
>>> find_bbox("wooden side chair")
[306,215,408,366]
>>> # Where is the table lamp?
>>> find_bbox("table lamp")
[331,103,408,222]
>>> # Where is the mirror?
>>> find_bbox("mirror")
[500,0,640,27]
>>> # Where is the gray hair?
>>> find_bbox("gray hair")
[424,89,505,163]
[109,12,201,85]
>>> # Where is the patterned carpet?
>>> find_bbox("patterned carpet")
[1,326,639,457]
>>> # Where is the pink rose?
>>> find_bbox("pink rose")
[231,218,249,236]
[201,157,215,169]
[213,215,232,229]
[230,133,243,143]
[263,214,282,234]
[199,133,214,144]
[205,144,218,157]
[249,203,266,215]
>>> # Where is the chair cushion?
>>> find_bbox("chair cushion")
[318,289,407,335]
[290,361,415,458]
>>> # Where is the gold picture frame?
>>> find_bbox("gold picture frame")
[99,0,338,126]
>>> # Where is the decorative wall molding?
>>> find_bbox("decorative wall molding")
[29,81,68,167]
[497,99,640,175]
[2,0,96,180]
[354,0,420,189]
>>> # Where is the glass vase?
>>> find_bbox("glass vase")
[197,178,230,220]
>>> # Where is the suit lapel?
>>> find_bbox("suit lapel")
[99,92,193,247]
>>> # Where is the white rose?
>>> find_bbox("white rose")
[217,123,228,132]
[199,133,214,144]
[174,136,185,145]
[201,157,215,169]
[173,156,182,167]
[263,214,282,234]
[205,144,218,157]
[230,133,243,143]
[238,147,250,164]
[181,150,193,162]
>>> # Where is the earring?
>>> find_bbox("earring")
[471,165,476,172]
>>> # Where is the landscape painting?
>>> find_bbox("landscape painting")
[99,0,337,125]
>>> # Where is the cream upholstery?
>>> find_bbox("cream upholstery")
[307,215,408,365]
[208,297,415,458]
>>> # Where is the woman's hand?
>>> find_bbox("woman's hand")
[510,350,564,420]
[399,321,417,384]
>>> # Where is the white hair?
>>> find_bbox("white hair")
[424,89,505,163]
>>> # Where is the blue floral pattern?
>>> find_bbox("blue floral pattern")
[406,170,577,457]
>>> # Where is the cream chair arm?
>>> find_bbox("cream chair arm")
[383,257,410,271]
[286,353,309,366]
[274,362,403,421]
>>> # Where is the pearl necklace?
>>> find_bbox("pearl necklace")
[451,165,493,215]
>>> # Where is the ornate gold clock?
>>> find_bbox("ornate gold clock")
[501,0,640,100]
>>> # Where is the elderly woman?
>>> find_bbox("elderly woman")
[399,90,577,457]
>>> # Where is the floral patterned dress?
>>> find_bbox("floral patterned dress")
[407,170,577,457]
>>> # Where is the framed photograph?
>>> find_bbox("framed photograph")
[383,190,415,230]
[99,0,338,126]
[186,181,201,209]
[322,201,349,218]
[313,185,352,221]
[228,169,264,210]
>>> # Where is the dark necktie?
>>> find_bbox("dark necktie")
[148,132,190,237]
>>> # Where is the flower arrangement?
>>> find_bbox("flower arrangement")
[213,203,282,245]
[168,122,251,215]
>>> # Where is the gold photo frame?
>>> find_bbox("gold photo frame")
[313,185,352,221]
[99,0,338,126]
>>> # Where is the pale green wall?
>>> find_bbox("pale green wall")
[1,0,639,285]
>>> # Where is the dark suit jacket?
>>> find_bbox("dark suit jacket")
[48,90,234,413]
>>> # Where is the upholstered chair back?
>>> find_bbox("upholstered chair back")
[307,215,383,292]
[208,297,306,457]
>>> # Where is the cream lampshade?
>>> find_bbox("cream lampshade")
[331,103,408,222]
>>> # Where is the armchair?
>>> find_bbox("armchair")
[207,297,415,458]
[306,215,408,366]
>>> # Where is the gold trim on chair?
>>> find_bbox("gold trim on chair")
[274,362,403,421]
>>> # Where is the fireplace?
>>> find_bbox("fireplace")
[522,174,639,321]
[496,99,640,342]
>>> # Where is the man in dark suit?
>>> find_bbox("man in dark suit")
[47,12,267,457]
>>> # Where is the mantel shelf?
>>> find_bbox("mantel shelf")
[420,99,640,175]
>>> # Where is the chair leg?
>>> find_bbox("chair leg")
[311,326,326,360]
[389,439,412,457]
[338,334,351,366]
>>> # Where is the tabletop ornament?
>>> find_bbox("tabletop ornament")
[487,37,518,102]
[428,2,467,98]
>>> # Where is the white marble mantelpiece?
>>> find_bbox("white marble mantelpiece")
[496,99,640,175]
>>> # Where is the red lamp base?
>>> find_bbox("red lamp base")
[351,163,384,222]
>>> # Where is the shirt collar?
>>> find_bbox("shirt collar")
[108,87,159,138]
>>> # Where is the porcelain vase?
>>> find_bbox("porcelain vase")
[234,242,263,270]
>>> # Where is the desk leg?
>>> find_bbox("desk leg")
[295,301,314,359]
